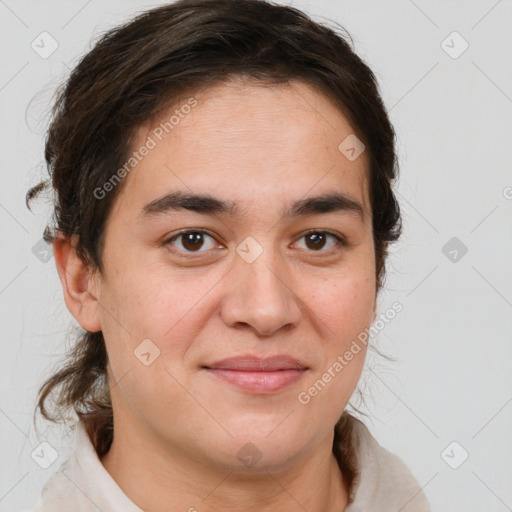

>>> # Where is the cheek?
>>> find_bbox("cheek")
[306,267,376,342]
[97,267,207,413]
[98,256,226,362]
[296,273,373,422]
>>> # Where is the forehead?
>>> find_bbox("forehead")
[112,79,371,220]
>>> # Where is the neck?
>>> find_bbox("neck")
[100,416,349,512]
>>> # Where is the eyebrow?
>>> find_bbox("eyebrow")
[138,190,365,222]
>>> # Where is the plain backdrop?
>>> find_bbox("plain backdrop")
[1,1,511,511]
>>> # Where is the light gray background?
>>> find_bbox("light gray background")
[1,0,511,510]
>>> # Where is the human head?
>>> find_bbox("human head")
[27,0,401,465]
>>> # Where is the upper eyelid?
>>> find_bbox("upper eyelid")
[166,229,222,245]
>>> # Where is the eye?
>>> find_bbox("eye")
[163,228,346,259]
[164,230,221,255]
[294,230,345,253]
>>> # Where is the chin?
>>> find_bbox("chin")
[209,423,310,475]
[214,444,305,476]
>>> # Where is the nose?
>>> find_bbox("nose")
[219,248,302,337]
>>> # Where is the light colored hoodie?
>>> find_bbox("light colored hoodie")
[24,417,430,511]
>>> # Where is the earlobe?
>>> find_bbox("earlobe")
[53,234,102,332]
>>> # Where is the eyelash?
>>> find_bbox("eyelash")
[162,229,346,259]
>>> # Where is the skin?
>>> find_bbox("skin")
[54,77,377,512]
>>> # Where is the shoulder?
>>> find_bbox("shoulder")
[24,456,79,511]
[344,416,431,512]
[25,420,143,512]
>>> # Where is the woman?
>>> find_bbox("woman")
[25,0,430,510]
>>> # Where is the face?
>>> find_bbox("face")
[89,78,376,472]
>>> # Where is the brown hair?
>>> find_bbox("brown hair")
[27,0,401,487]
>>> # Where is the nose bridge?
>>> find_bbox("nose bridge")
[220,237,301,336]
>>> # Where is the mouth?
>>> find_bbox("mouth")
[202,355,308,394]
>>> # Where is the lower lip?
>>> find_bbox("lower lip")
[204,368,306,394]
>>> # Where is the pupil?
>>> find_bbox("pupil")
[183,232,203,251]
[307,233,325,250]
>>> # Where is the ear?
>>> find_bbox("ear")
[53,234,102,332]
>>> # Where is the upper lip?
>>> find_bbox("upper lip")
[203,355,308,371]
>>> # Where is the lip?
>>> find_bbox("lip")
[203,355,308,394]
